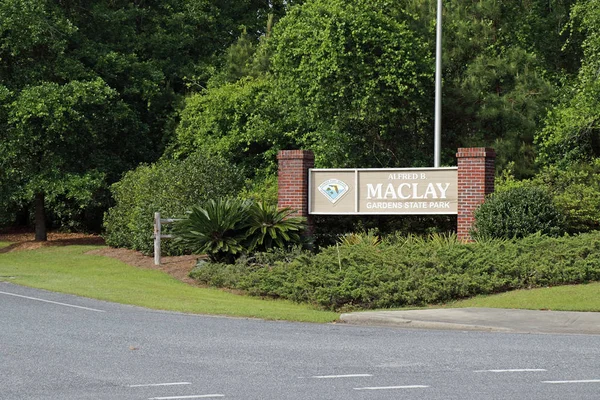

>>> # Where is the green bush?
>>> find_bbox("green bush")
[533,162,600,233]
[495,162,600,234]
[472,186,566,240]
[190,231,600,311]
[237,174,279,206]
[103,152,245,255]
[246,202,306,252]
[173,199,306,263]
[174,198,253,263]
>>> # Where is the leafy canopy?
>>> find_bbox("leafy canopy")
[536,0,600,167]
[172,0,434,173]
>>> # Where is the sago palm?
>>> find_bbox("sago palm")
[173,198,252,263]
[246,202,306,252]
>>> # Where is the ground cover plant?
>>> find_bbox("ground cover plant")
[190,231,600,311]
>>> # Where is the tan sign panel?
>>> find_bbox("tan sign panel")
[309,168,458,215]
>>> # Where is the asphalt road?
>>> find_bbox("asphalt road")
[1,282,599,400]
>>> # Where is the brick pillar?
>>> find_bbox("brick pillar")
[456,148,496,242]
[277,150,314,229]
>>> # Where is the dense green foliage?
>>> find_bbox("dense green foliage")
[536,0,600,166]
[191,232,600,311]
[268,0,433,168]
[173,0,582,178]
[2,0,600,243]
[495,161,600,234]
[174,198,254,263]
[173,199,306,262]
[535,162,600,233]
[103,152,244,255]
[0,0,284,235]
[408,0,579,177]
[173,77,282,174]
[172,0,434,172]
[472,187,566,239]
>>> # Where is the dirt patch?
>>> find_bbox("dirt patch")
[86,247,203,286]
[0,231,203,287]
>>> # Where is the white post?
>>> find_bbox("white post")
[154,212,161,265]
[434,0,443,168]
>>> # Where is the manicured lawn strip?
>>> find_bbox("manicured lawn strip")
[0,245,338,323]
[0,242,11,249]
[449,282,600,312]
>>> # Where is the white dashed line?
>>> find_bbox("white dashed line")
[543,380,600,384]
[0,290,105,312]
[129,382,192,388]
[354,385,429,391]
[311,374,372,379]
[475,369,547,373]
[148,395,224,399]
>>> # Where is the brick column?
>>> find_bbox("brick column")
[277,150,314,229]
[456,148,496,241]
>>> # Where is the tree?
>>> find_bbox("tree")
[173,0,584,176]
[536,0,600,167]
[0,0,287,236]
[173,0,434,172]
[172,77,286,174]
[0,79,135,240]
[268,0,434,168]
[404,0,579,177]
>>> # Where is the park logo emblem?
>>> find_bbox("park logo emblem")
[318,179,349,204]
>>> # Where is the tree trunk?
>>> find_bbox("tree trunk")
[34,192,47,242]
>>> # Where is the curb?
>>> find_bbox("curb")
[339,313,512,332]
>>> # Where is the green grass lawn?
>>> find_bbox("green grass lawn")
[0,245,339,323]
[449,283,600,312]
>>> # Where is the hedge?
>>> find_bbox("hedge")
[190,232,600,311]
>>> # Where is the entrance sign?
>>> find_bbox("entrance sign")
[309,168,458,215]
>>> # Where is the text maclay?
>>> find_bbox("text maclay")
[366,183,451,200]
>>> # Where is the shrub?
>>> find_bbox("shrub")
[174,198,252,263]
[533,161,600,233]
[246,203,306,252]
[238,174,279,206]
[173,199,307,263]
[472,186,566,240]
[495,162,600,234]
[190,231,600,311]
[103,152,245,255]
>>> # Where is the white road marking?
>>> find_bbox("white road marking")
[0,290,105,312]
[475,369,547,373]
[543,380,600,384]
[311,374,372,379]
[148,395,224,399]
[129,382,192,388]
[354,385,429,390]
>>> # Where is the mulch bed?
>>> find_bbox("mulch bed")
[0,230,202,286]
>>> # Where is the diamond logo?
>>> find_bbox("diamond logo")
[318,179,349,204]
